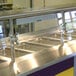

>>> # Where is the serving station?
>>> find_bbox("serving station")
[0,1,76,76]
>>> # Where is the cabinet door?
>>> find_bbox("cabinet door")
[45,0,76,8]
[32,0,44,9]
[7,0,13,3]
[13,0,30,9]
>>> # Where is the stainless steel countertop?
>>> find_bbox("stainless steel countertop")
[0,40,76,76]
[0,30,76,76]
[15,40,76,75]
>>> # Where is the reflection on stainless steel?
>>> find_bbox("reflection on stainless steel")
[64,34,76,40]
[67,40,76,52]
[16,48,60,74]
[0,39,6,56]
[0,59,6,63]
[14,62,20,74]
[41,33,75,40]
[5,47,32,58]
[15,41,76,75]
[15,42,52,52]
[63,44,72,55]
[30,37,61,45]
[0,50,62,76]
[41,33,67,39]
[0,56,12,76]
[0,56,10,63]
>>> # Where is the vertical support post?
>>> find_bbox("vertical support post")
[61,11,65,45]
[9,18,15,62]
[43,0,45,8]
[69,11,73,25]
[9,19,16,76]
[30,0,33,8]
[62,11,65,26]
[56,12,65,56]
[69,11,73,30]
[69,11,73,40]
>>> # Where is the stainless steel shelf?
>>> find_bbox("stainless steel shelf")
[0,6,76,20]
